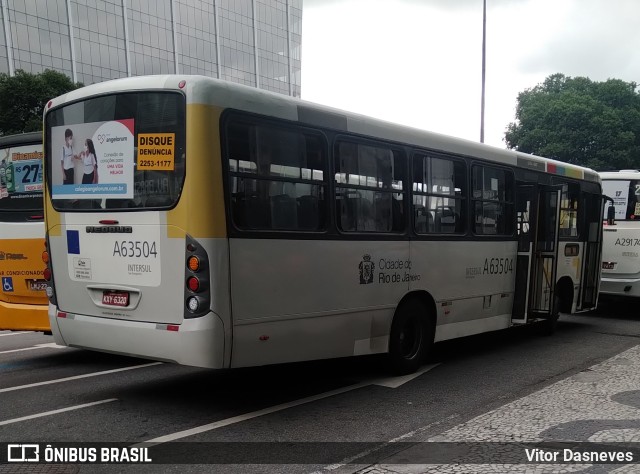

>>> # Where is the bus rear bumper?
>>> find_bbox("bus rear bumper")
[48,307,226,369]
[600,277,640,298]
[0,300,49,331]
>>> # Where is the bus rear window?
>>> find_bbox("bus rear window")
[45,92,185,211]
[0,143,43,216]
[602,179,640,221]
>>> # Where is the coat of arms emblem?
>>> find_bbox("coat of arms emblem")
[359,254,375,284]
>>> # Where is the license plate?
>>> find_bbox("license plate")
[602,262,615,270]
[27,280,48,292]
[102,291,129,307]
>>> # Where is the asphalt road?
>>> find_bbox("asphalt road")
[1,299,639,473]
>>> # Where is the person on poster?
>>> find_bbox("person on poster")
[61,128,76,184]
[77,138,98,184]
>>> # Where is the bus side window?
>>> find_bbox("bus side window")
[412,153,466,234]
[246,193,269,228]
[270,194,297,229]
[374,193,391,232]
[359,192,375,231]
[297,194,319,230]
[472,165,513,236]
[414,205,430,233]
[557,181,579,238]
[334,141,405,233]
[337,189,358,232]
[435,207,457,233]
[227,119,327,232]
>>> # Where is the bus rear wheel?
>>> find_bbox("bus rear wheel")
[388,299,433,375]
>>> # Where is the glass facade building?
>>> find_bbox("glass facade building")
[0,0,301,97]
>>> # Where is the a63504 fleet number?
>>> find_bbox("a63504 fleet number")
[483,257,513,275]
[112,240,158,258]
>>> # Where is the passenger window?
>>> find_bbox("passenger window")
[412,154,466,234]
[472,165,514,235]
[226,120,326,231]
[558,181,580,238]
[334,140,405,233]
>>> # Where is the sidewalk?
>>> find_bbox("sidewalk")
[357,343,640,473]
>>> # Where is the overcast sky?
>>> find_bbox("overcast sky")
[301,0,640,148]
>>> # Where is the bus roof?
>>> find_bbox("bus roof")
[600,170,640,180]
[46,75,599,183]
[0,131,41,147]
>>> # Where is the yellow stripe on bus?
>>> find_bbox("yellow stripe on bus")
[166,104,227,239]
[44,182,62,236]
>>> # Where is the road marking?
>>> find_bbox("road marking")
[0,347,44,355]
[368,364,439,388]
[35,342,68,349]
[136,364,440,447]
[0,343,70,355]
[0,399,117,426]
[0,332,31,337]
[0,362,162,393]
[314,413,462,473]
[136,382,371,447]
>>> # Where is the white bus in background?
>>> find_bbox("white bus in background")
[43,76,603,375]
[600,170,640,297]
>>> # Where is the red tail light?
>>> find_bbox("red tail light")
[187,276,200,292]
[184,235,209,318]
[43,268,52,281]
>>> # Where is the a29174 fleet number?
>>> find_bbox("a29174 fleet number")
[615,238,640,247]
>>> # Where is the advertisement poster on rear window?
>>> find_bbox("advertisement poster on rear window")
[602,180,631,220]
[50,119,135,200]
[0,144,43,204]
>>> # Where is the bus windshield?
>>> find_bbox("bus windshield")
[45,91,186,211]
[0,142,43,215]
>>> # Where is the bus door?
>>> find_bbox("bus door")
[577,193,604,310]
[512,185,562,322]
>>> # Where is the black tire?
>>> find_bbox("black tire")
[388,299,433,375]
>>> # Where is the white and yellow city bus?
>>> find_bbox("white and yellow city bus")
[600,170,640,297]
[43,76,603,374]
[0,131,49,332]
